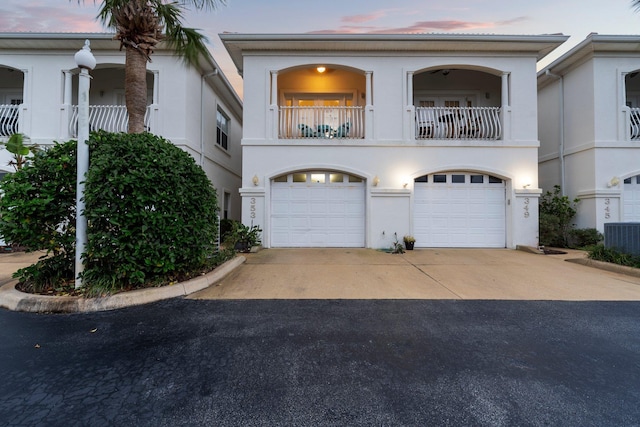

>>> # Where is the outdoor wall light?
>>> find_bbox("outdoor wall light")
[522,183,531,189]
[372,176,380,186]
[607,177,620,188]
[252,174,259,186]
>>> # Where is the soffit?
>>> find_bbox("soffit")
[220,33,569,74]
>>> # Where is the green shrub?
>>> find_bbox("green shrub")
[0,131,227,295]
[568,228,603,249]
[223,221,262,252]
[82,131,220,294]
[0,140,77,292]
[539,185,580,247]
[588,244,640,268]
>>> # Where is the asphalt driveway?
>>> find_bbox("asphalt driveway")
[190,248,640,300]
[2,298,640,426]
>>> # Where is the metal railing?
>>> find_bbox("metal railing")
[415,107,502,140]
[69,105,151,137]
[630,108,640,140]
[279,106,364,139]
[0,104,19,137]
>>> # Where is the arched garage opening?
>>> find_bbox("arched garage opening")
[413,171,506,247]
[271,170,365,247]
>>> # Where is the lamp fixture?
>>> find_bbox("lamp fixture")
[252,174,259,186]
[316,66,326,73]
[522,183,531,189]
[372,176,380,187]
[607,177,620,188]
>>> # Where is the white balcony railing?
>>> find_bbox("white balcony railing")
[630,108,640,140]
[0,104,19,137]
[69,105,151,137]
[415,107,502,140]
[279,106,364,139]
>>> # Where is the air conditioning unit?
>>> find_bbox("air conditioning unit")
[604,223,640,256]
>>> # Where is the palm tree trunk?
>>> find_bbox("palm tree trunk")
[125,46,148,133]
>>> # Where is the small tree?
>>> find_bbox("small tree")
[539,185,580,247]
[1,133,40,171]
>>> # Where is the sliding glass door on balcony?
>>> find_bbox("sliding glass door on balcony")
[279,94,364,139]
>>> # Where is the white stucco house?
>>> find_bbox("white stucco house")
[0,33,242,221]
[220,33,568,249]
[538,33,640,232]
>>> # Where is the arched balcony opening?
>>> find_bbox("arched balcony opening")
[0,66,25,138]
[68,66,156,137]
[274,65,367,140]
[412,68,504,141]
[625,70,640,140]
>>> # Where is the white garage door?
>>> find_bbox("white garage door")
[271,171,365,247]
[623,175,640,222]
[414,172,506,248]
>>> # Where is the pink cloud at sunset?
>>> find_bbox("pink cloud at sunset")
[310,16,529,35]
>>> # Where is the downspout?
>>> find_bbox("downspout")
[545,69,565,196]
[200,69,219,166]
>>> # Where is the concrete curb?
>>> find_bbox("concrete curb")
[0,256,246,313]
[565,257,640,279]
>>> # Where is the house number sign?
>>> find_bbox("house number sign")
[250,197,256,219]
[604,198,610,220]
[523,197,530,218]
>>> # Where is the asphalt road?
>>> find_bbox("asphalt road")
[1,299,640,426]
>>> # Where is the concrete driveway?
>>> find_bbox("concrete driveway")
[190,248,640,300]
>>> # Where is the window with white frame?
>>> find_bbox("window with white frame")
[216,108,229,150]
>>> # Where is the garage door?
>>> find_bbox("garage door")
[271,171,365,247]
[414,172,506,247]
[623,175,640,222]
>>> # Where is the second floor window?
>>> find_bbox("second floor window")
[217,108,229,150]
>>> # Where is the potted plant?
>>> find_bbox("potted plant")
[403,235,416,250]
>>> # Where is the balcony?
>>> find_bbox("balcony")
[0,104,19,137]
[279,106,364,139]
[415,107,502,140]
[69,105,152,138]
[631,108,640,140]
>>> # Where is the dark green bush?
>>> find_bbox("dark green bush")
[568,228,603,249]
[223,221,262,252]
[82,131,219,294]
[539,185,580,247]
[0,131,227,295]
[0,140,77,291]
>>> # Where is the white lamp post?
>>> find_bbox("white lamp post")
[74,40,96,289]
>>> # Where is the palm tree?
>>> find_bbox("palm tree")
[75,0,224,133]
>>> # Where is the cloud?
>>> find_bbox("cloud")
[309,16,530,34]
[0,2,102,33]
[341,11,389,24]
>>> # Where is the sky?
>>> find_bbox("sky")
[2,0,640,98]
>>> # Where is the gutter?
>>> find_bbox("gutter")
[545,69,565,195]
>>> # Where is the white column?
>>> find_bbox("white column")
[365,71,372,106]
[501,72,510,140]
[63,71,73,105]
[152,70,160,104]
[406,71,415,140]
[270,70,278,139]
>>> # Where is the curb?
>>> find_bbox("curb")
[0,256,246,313]
[565,257,640,279]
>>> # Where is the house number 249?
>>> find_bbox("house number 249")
[523,197,530,218]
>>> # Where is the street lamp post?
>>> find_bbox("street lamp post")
[74,40,96,289]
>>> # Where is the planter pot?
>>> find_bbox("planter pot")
[404,241,415,250]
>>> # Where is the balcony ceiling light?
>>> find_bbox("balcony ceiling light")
[316,66,326,73]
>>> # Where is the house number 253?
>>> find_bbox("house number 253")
[250,197,256,219]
